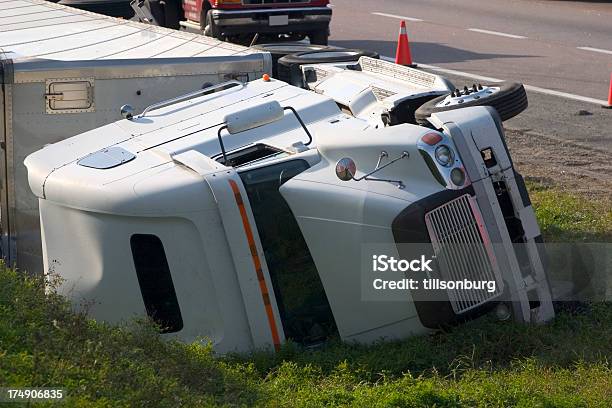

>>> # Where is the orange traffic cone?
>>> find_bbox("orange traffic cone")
[395,20,416,67]
[604,73,612,109]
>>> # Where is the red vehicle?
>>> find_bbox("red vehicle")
[139,0,332,45]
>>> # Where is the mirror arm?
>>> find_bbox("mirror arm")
[353,151,409,189]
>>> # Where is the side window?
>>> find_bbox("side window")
[240,160,339,345]
[130,234,183,333]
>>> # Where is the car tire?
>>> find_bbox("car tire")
[308,30,329,46]
[252,42,336,77]
[277,48,379,86]
[414,82,528,125]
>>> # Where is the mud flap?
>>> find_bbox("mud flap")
[428,107,554,324]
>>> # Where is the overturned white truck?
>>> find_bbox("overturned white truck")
[24,58,554,352]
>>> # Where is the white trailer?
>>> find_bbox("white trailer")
[0,0,271,273]
[25,74,555,352]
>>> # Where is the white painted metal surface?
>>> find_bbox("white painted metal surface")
[301,57,453,127]
[0,0,256,60]
[0,0,272,274]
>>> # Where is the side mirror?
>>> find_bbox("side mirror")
[335,151,409,189]
[120,104,134,120]
[335,157,357,181]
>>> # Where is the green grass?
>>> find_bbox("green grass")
[0,184,610,407]
[527,181,612,242]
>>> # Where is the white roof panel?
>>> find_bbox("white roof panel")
[1,1,38,9]
[25,78,346,191]
[5,21,138,58]
[48,27,179,60]
[0,0,257,61]
[0,7,53,19]
[151,38,220,59]
[0,8,78,25]
[100,32,194,59]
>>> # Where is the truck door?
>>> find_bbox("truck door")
[238,159,339,346]
[279,164,426,342]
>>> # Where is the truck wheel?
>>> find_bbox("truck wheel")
[277,49,379,86]
[203,9,220,39]
[414,82,528,125]
[308,30,329,46]
[252,42,336,77]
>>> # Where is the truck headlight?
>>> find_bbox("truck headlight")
[435,145,454,167]
[450,168,466,186]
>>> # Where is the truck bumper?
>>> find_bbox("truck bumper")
[211,6,332,35]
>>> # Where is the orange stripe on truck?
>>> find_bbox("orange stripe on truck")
[228,179,281,351]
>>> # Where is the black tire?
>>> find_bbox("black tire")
[203,9,221,39]
[252,42,335,78]
[277,49,379,86]
[308,30,329,46]
[162,0,181,30]
[414,82,528,125]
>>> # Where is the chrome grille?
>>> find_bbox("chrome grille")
[424,194,503,314]
[360,57,437,88]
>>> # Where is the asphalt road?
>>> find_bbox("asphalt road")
[328,0,612,151]
[329,0,612,100]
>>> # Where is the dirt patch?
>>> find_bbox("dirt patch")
[504,127,612,205]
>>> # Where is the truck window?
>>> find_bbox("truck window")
[239,160,338,345]
[216,144,286,167]
[130,234,183,333]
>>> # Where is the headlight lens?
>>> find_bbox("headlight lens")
[435,145,454,166]
[450,168,466,186]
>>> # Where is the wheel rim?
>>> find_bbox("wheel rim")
[435,85,501,107]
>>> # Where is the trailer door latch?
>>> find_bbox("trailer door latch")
[44,78,95,114]
[44,92,64,101]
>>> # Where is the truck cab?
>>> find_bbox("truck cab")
[179,0,332,44]
[24,77,555,352]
